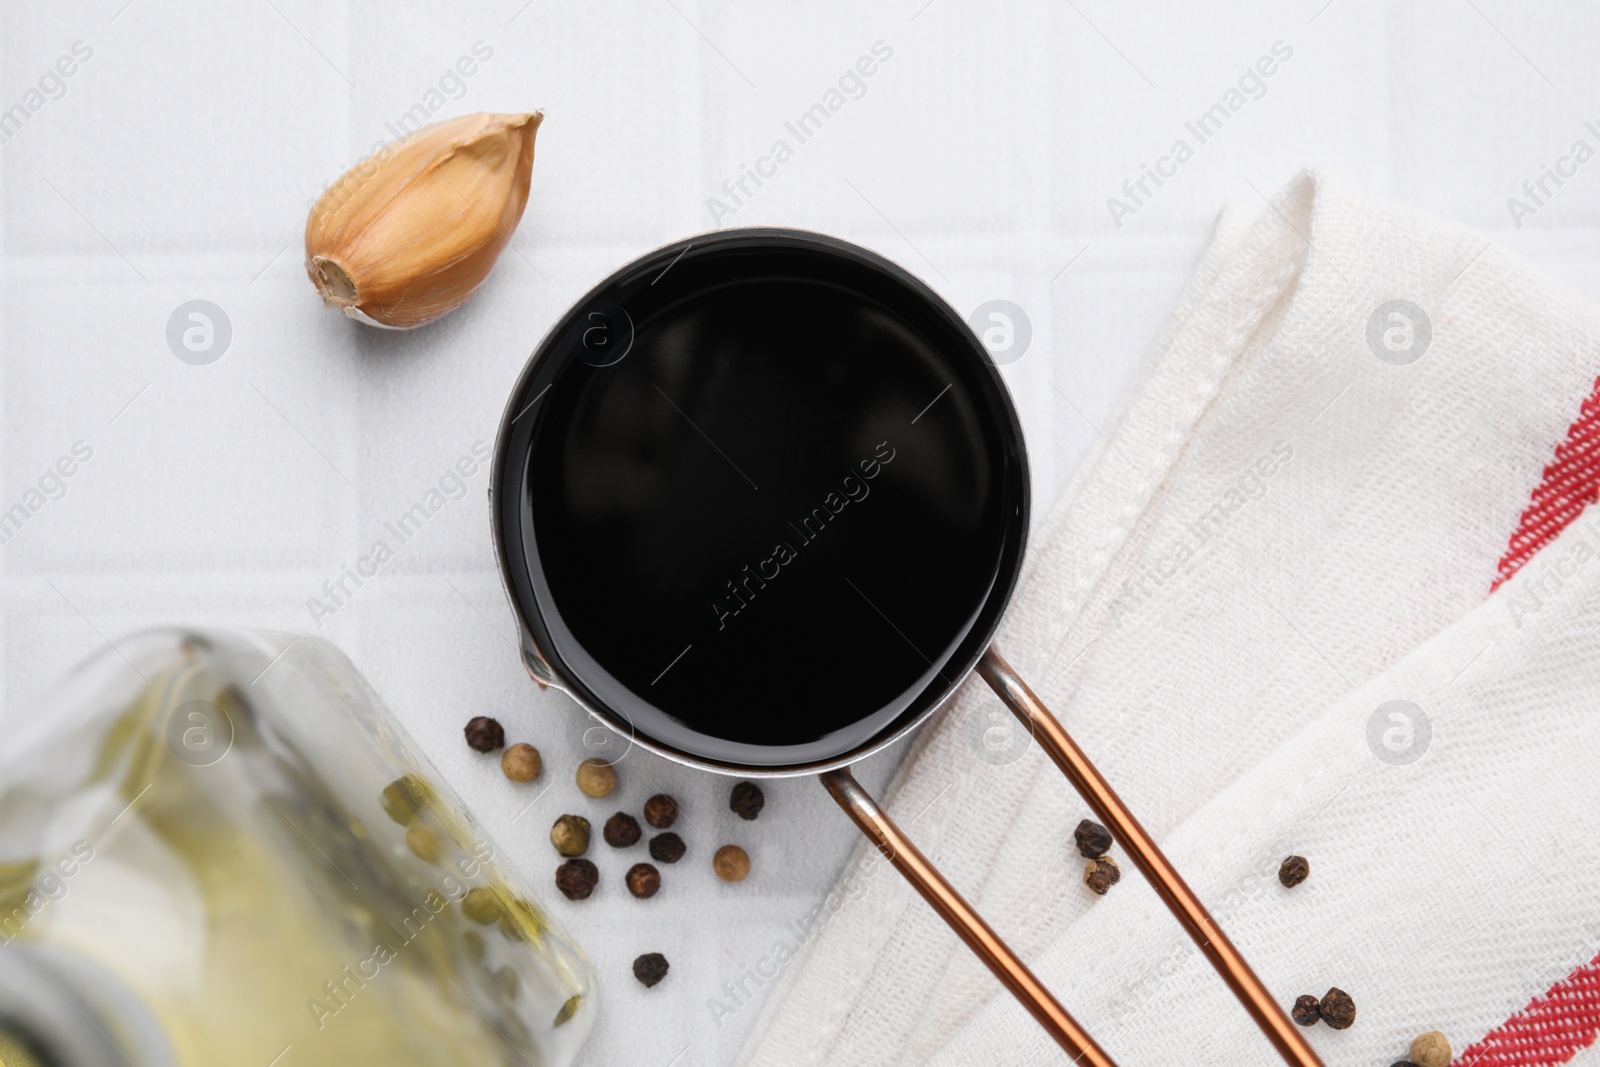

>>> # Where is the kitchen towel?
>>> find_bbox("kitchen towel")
[737,169,1600,1065]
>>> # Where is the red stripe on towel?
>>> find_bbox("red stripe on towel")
[1492,374,1600,590]
[1463,374,1600,1064]
[1458,951,1600,1066]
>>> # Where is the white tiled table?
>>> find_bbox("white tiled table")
[4,2,1599,1063]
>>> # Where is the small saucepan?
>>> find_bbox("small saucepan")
[490,230,1319,1066]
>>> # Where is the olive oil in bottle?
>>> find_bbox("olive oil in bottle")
[0,629,594,1067]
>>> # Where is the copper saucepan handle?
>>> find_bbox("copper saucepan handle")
[978,646,1324,1067]
[819,767,1116,1066]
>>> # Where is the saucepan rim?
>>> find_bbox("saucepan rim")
[489,226,1030,777]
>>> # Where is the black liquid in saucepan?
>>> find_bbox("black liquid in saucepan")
[514,240,1023,767]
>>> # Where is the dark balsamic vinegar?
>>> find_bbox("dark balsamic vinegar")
[515,239,1024,767]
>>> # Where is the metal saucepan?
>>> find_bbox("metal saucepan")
[490,230,1320,1066]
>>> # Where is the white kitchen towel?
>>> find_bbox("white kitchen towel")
[737,169,1600,1066]
[930,501,1600,1065]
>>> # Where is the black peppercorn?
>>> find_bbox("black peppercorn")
[1291,994,1320,1026]
[555,859,599,901]
[633,952,669,988]
[649,832,686,864]
[626,862,661,899]
[1083,856,1121,895]
[1390,1062,1421,1067]
[644,794,679,829]
[1319,987,1356,1030]
[604,812,642,848]
[1074,819,1113,858]
[730,781,765,821]
[1279,855,1310,888]
[464,716,504,753]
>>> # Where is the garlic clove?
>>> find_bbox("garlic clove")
[305,111,542,329]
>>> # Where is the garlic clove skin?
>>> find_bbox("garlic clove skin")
[305,111,542,329]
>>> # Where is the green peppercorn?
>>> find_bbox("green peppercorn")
[501,896,550,939]
[405,826,441,863]
[462,930,487,961]
[462,886,503,925]
[550,814,591,857]
[554,993,583,1026]
[380,774,430,827]
[495,965,519,997]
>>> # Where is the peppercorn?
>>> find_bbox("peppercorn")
[405,826,441,863]
[380,774,429,826]
[495,965,519,997]
[1290,994,1320,1026]
[501,742,542,783]
[1390,1062,1421,1067]
[550,814,591,857]
[502,896,549,939]
[626,862,661,899]
[462,886,503,925]
[649,832,686,864]
[555,859,599,900]
[1319,987,1356,1030]
[633,952,670,988]
[576,758,617,798]
[462,929,486,960]
[464,716,505,753]
[1279,855,1310,888]
[1409,1031,1451,1067]
[1084,856,1121,895]
[644,793,679,829]
[1074,819,1113,859]
[714,844,751,883]
[730,781,765,820]
[604,812,642,848]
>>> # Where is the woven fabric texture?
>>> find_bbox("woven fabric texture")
[738,170,1600,1067]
